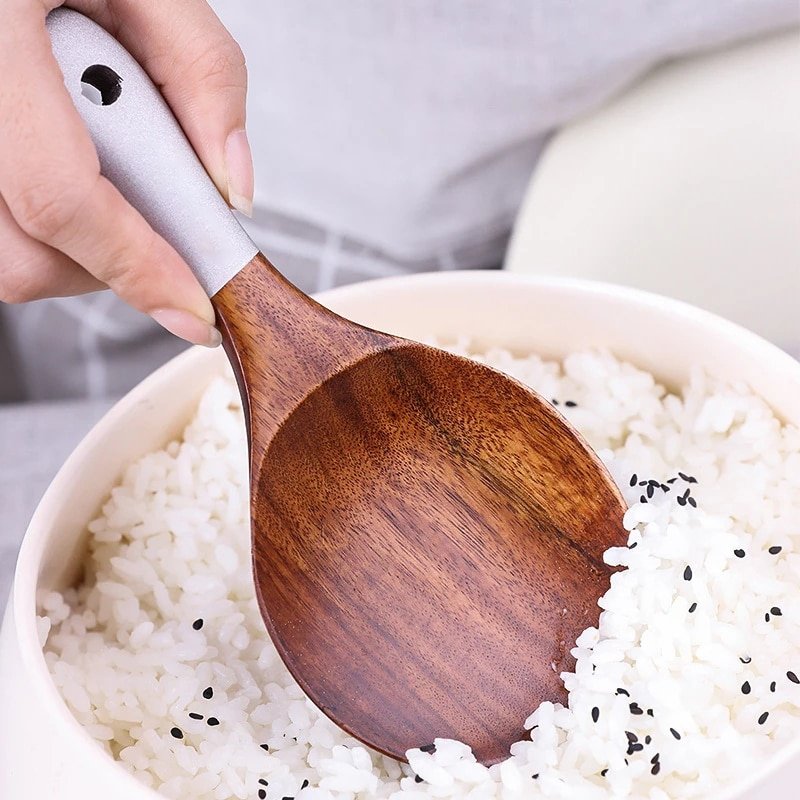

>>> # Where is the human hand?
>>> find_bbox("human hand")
[0,0,254,346]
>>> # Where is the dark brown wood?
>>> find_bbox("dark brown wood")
[213,253,627,765]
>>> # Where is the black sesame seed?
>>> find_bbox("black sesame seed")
[734,549,746,558]
[771,607,782,616]
[629,542,638,549]
[259,779,269,786]
[258,791,266,800]
[629,742,644,753]
[769,546,782,555]
[670,728,681,740]
[639,480,648,487]
[647,708,654,717]
[170,727,183,739]
[667,477,678,484]
[645,735,652,745]
[677,495,687,507]
[630,702,643,715]
[741,681,751,695]
[565,400,577,408]
[600,769,608,777]
[192,618,204,630]
[679,472,697,483]
[616,688,630,697]
[207,717,220,726]
[689,602,697,613]
[758,711,769,725]
[282,797,294,800]
[625,731,638,742]
[687,497,697,508]
[625,759,629,766]
[202,687,213,700]
[647,484,655,499]
[533,773,540,779]
[650,753,660,764]
[591,707,600,723]
[770,681,777,693]
[260,744,270,751]
[551,398,559,406]
[683,565,692,581]
[630,474,638,487]
[189,712,203,720]
[765,613,771,622]
[651,762,661,776]
[640,495,647,504]
[787,671,799,684]
[740,656,752,664]
[414,775,423,783]
[419,743,436,753]
[301,780,309,789]
[661,484,670,492]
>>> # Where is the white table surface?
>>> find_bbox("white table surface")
[0,398,114,609]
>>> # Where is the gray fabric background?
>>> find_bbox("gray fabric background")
[0,399,112,606]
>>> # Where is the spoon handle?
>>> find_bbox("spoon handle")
[46,8,257,296]
[214,252,394,444]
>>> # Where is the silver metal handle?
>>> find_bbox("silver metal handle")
[46,8,257,296]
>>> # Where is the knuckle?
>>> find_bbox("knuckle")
[0,277,25,304]
[11,176,92,243]
[96,226,159,300]
[0,269,45,304]
[195,36,247,88]
[101,257,136,296]
[12,184,72,242]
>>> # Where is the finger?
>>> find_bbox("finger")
[74,0,253,214]
[0,5,219,346]
[0,192,104,302]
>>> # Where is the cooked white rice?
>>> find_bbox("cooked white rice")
[40,344,800,799]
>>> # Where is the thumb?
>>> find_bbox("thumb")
[100,0,254,215]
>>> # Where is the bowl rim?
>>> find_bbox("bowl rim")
[11,270,800,799]
[12,343,208,799]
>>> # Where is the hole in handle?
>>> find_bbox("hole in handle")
[80,64,123,106]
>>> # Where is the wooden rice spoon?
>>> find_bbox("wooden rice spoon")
[49,9,627,765]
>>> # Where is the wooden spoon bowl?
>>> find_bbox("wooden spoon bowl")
[216,255,627,765]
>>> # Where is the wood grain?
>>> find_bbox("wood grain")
[213,254,627,765]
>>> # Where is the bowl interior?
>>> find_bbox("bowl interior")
[14,272,800,800]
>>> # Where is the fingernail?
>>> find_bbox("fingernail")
[151,308,221,348]
[224,129,254,217]
[193,296,217,326]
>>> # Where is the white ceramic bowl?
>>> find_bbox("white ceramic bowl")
[1,272,799,800]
